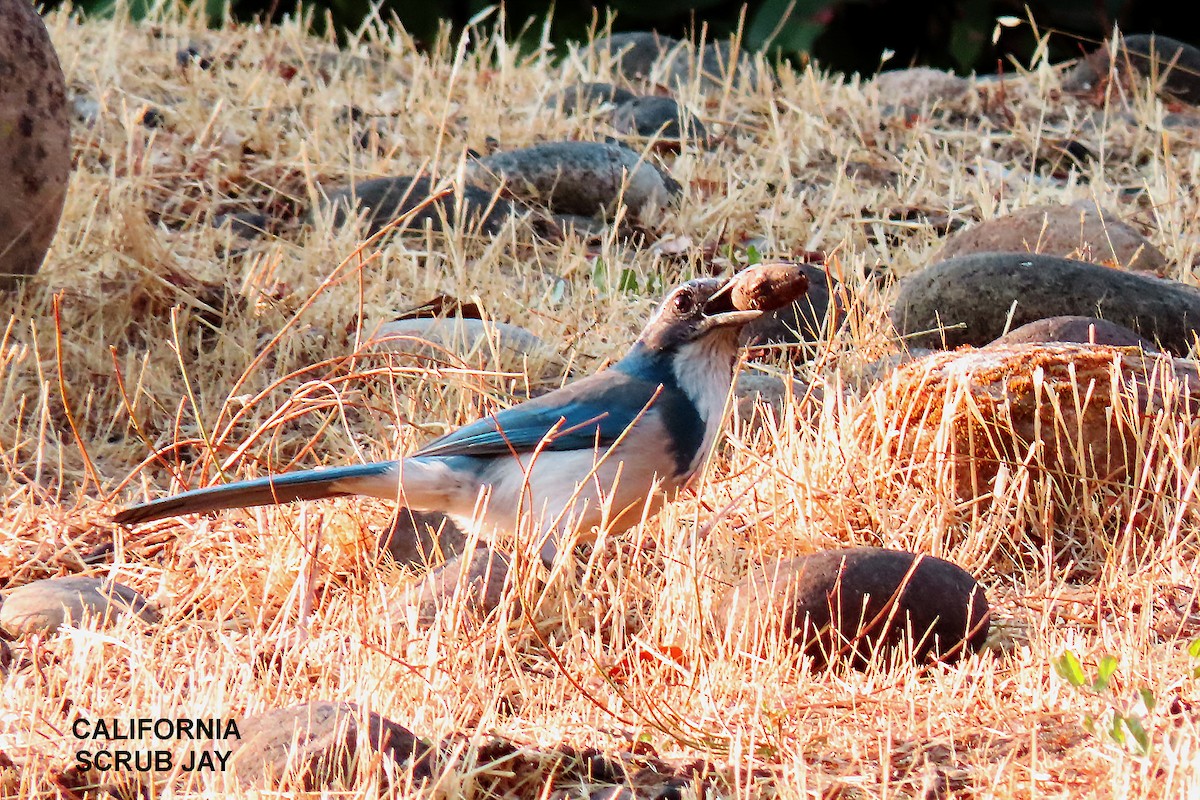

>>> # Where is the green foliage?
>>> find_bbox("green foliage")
[1056,650,1155,757]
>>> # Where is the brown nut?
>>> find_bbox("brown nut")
[729,263,811,312]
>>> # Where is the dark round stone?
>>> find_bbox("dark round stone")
[1065,33,1200,105]
[716,548,990,669]
[611,96,707,147]
[990,316,1157,351]
[548,82,637,113]
[892,253,1200,352]
[320,175,516,236]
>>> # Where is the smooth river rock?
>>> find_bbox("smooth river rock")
[0,1,71,290]
[892,253,1200,352]
[716,548,990,668]
[935,201,1167,274]
[218,702,431,789]
[470,142,680,216]
[0,577,159,636]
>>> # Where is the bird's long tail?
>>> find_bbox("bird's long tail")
[113,461,402,525]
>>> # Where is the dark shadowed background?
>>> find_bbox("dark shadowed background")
[47,0,1200,75]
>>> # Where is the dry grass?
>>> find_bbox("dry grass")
[1,5,1199,797]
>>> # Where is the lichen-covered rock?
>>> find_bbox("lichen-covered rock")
[858,343,1200,501]
[892,253,1200,351]
[610,96,707,148]
[582,33,762,90]
[318,175,516,236]
[0,577,159,636]
[0,1,71,290]
[872,67,971,113]
[716,548,990,668]
[218,702,431,789]
[1064,33,1200,105]
[470,142,680,216]
[935,201,1167,273]
[547,82,637,113]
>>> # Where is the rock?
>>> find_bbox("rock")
[583,32,682,82]
[733,372,818,424]
[219,701,431,789]
[891,253,1200,352]
[935,201,1167,274]
[716,548,990,669]
[367,317,560,376]
[741,263,843,349]
[378,510,467,567]
[319,176,516,236]
[859,343,1200,502]
[415,546,515,622]
[0,577,159,636]
[547,82,637,113]
[1064,34,1200,105]
[872,67,971,113]
[214,211,270,240]
[0,1,71,290]
[990,316,1156,350]
[667,39,762,89]
[610,96,707,148]
[470,142,680,216]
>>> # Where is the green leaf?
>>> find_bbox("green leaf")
[1139,687,1157,714]
[591,258,607,286]
[618,269,640,294]
[1187,638,1200,659]
[1123,715,1150,755]
[1093,655,1118,693]
[1055,651,1087,688]
[1109,714,1126,745]
[746,245,763,266]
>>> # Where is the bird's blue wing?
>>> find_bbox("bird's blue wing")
[413,371,663,459]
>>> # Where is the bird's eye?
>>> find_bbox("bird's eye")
[673,292,695,314]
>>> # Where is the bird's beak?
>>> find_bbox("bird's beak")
[698,280,763,331]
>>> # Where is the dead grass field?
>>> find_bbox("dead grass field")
[1,5,1199,797]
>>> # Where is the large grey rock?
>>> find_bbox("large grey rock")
[610,96,707,148]
[415,546,515,622]
[319,175,516,236]
[0,577,159,636]
[582,33,761,90]
[935,201,1167,274]
[547,82,637,113]
[470,142,680,216]
[378,510,467,566]
[1064,33,1200,105]
[218,702,431,789]
[0,1,71,290]
[892,253,1200,352]
[716,548,990,668]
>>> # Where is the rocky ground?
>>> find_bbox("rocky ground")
[2,6,1200,798]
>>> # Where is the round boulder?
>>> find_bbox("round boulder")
[891,253,1200,351]
[716,548,990,669]
[989,316,1156,350]
[611,96,707,148]
[871,67,971,114]
[935,201,1167,274]
[470,142,680,216]
[547,82,636,114]
[218,702,431,789]
[1064,34,1200,105]
[0,1,71,290]
[0,577,159,636]
[858,343,1200,502]
[318,176,516,236]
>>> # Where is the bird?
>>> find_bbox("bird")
[115,269,803,566]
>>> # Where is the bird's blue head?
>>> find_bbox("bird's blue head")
[636,277,763,354]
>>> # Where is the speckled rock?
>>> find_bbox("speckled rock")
[470,142,680,216]
[319,175,516,236]
[611,96,707,148]
[584,32,681,81]
[733,372,821,426]
[217,702,431,789]
[741,263,844,349]
[859,343,1200,502]
[415,546,515,622]
[1064,33,1200,105]
[892,253,1200,351]
[378,510,467,566]
[935,201,1167,273]
[547,82,637,113]
[0,577,159,636]
[990,316,1156,350]
[716,548,990,668]
[0,1,71,290]
[872,67,971,113]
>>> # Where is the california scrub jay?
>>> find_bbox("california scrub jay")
[115,268,807,566]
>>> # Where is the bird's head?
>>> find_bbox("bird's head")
[636,265,810,353]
